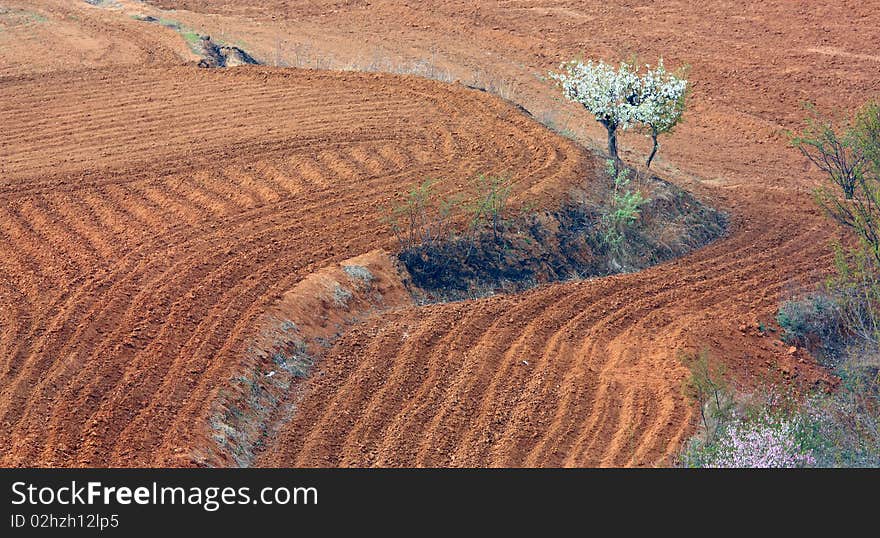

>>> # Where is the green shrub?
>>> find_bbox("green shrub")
[798,101,880,264]
[681,350,734,443]
[601,160,648,251]
[383,174,519,256]
[826,243,880,348]
[382,178,459,251]
[777,292,842,354]
[681,375,880,467]
[806,364,880,467]
[680,404,820,468]
[465,174,513,246]
[790,103,868,199]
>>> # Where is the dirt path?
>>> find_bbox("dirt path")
[1,0,876,466]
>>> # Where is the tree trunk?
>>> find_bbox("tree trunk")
[604,121,620,172]
[646,130,659,169]
[843,176,855,199]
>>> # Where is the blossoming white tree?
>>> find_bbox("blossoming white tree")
[550,59,641,167]
[635,59,688,168]
[551,57,688,169]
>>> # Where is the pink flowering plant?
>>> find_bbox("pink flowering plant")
[681,376,880,468]
[680,355,826,468]
[681,403,822,468]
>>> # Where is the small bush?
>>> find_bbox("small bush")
[382,178,459,252]
[766,260,880,466]
[801,101,880,264]
[805,378,880,466]
[680,347,880,467]
[601,160,648,253]
[826,244,880,347]
[464,174,514,247]
[680,352,821,468]
[383,173,522,255]
[681,350,734,443]
[777,292,842,354]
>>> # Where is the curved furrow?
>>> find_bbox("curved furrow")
[497,303,624,465]
[0,63,586,466]
[2,126,484,372]
[468,287,625,465]
[295,307,473,465]
[335,318,444,465]
[409,305,569,466]
[47,194,124,263]
[270,196,833,467]
[525,241,822,465]
[14,216,325,463]
[357,305,532,466]
[3,158,432,395]
[292,324,410,466]
[558,244,832,465]
[448,286,597,462]
[75,258,305,465]
[372,309,508,465]
[19,196,104,273]
[13,199,383,462]
[0,210,46,298]
[515,294,633,466]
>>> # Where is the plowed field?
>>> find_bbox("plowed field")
[2,0,876,466]
[0,61,588,466]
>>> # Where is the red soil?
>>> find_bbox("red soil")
[0,0,187,78]
[0,57,587,466]
[2,0,877,466]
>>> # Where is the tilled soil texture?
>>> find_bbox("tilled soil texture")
[261,190,833,467]
[3,0,874,467]
[137,0,871,467]
[0,65,591,466]
[0,0,188,78]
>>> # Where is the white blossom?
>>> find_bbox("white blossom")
[549,59,642,129]
[550,57,688,166]
[634,58,688,134]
